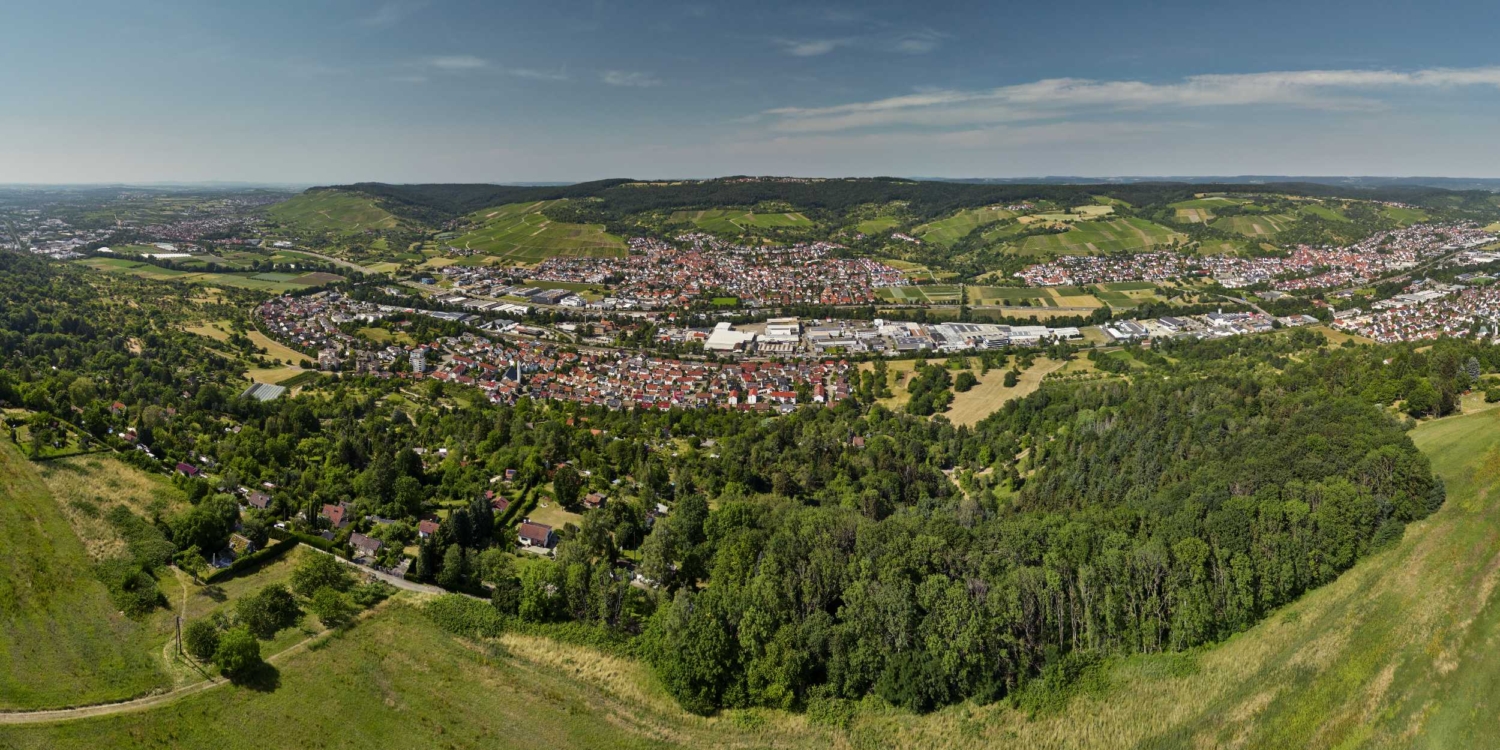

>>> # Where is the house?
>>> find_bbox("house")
[583,492,606,510]
[350,532,383,558]
[110,401,126,416]
[418,519,440,538]
[321,502,351,528]
[246,491,272,511]
[518,521,555,549]
[490,496,511,514]
[175,462,200,477]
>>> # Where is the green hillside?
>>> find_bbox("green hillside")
[0,443,167,710]
[914,206,1016,246]
[450,200,626,262]
[669,208,815,234]
[266,190,401,235]
[1019,217,1185,256]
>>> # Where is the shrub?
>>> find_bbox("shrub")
[214,626,261,678]
[425,594,506,638]
[290,551,353,598]
[309,588,358,629]
[94,557,164,617]
[183,619,220,662]
[236,583,301,639]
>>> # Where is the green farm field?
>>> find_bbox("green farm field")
[671,208,815,233]
[266,190,400,234]
[1019,218,1185,256]
[451,201,626,261]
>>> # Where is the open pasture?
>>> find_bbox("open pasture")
[913,206,1016,246]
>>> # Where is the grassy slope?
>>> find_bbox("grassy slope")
[914,207,1016,246]
[266,190,400,234]
[1019,218,1184,256]
[0,603,837,749]
[9,408,1500,747]
[0,443,167,710]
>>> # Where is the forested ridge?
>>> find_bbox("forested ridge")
[0,249,1472,718]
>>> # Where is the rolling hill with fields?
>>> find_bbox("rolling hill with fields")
[264,189,402,236]
[448,200,627,261]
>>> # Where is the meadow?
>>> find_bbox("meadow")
[943,357,1066,427]
[450,201,626,262]
[1018,218,1185,256]
[0,443,168,710]
[265,190,400,234]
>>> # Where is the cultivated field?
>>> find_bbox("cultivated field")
[77,259,336,294]
[266,190,400,234]
[671,208,815,234]
[877,285,964,304]
[968,286,1104,309]
[1018,218,1185,256]
[913,207,1016,246]
[451,201,626,261]
[1211,213,1300,236]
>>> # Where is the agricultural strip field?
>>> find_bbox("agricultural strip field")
[0,442,169,710]
[1018,218,1185,256]
[451,201,626,262]
[913,207,1016,246]
[968,286,1105,309]
[1210,213,1300,236]
[876,285,963,304]
[266,190,399,234]
[670,209,814,233]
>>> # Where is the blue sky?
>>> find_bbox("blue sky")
[4,0,1500,183]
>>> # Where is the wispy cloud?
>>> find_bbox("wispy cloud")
[390,74,428,84]
[774,38,852,57]
[426,55,489,71]
[765,67,1500,132]
[360,1,423,28]
[892,29,947,54]
[510,67,570,82]
[602,70,662,87]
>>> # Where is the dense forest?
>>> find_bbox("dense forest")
[3,250,1493,717]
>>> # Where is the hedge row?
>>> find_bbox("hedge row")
[201,537,298,583]
[268,528,349,557]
